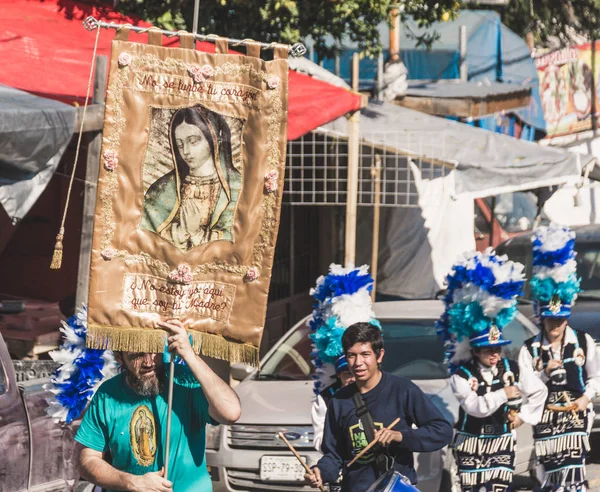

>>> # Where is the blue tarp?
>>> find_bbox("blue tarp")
[318,10,545,133]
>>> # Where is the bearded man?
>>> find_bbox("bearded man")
[75,319,241,492]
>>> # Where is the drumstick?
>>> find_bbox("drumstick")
[277,432,327,492]
[562,391,582,425]
[346,417,401,468]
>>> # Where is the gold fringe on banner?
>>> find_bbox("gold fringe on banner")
[87,324,259,367]
[190,331,259,367]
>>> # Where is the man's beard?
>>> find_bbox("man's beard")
[126,365,165,397]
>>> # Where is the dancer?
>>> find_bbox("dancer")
[437,250,547,491]
[520,224,600,491]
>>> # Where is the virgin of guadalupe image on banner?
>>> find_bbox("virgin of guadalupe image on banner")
[86,28,289,366]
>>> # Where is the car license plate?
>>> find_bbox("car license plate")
[260,455,307,481]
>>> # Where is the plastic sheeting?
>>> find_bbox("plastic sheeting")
[323,101,591,199]
[401,11,545,132]
[357,168,475,299]
[320,10,545,132]
[0,85,75,222]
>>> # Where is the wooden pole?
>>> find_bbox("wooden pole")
[278,433,327,492]
[75,55,107,307]
[164,358,175,479]
[346,417,401,468]
[370,155,382,301]
[345,53,360,267]
[389,8,400,62]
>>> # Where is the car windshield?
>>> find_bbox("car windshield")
[258,319,450,381]
[258,324,314,380]
[258,317,535,381]
[484,192,542,233]
[378,320,447,379]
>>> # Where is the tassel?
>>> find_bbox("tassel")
[50,229,65,270]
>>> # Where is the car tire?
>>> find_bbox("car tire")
[439,448,461,492]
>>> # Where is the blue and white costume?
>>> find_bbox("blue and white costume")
[438,250,546,492]
[519,224,600,491]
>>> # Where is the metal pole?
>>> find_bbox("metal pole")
[83,16,307,57]
[370,155,382,300]
[164,358,175,480]
[592,40,598,135]
[376,53,384,101]
[489,195,496,248]
[192,0,200,35]
[459,25,468,82]
[345,53,361,267]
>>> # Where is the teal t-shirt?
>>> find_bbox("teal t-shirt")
[75,365,213,492]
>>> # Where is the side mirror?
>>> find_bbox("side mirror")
[231,363,254,381]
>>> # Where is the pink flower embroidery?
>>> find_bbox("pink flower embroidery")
[188,65,205,84]
[264,169,279,193]
[201,64,214,78]
[118,52,132,67]
[245,267,259,282]
[169,264,193,284]
[103,150,118,171]
[101,248,116,260]
[267,75,280,90]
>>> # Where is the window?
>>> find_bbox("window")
[483,192,538,233]
[379,319,447,380]
[502,318,538,360]
[258,324,313,380]
[0,360,7,396]
[576,247,600,297]
[474,202,491,235]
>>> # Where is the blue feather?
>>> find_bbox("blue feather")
[532,237,575,267]
[48,305,115,423]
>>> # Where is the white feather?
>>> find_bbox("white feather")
[452,284,514,317]
[450,339,472,366]
[331,288,376,327]
[533,260,578,282]
[533,223,575,252]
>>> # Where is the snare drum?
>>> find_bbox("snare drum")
[366,470,419,492]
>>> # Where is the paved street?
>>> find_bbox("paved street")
[586,434,600,491]
[512,433,600,491]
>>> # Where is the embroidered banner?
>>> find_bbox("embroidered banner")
[86,30,288,365]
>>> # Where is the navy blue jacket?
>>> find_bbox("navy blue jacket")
[317,371,453,492]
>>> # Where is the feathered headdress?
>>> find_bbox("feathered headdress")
[45,305,118,423]
[436,249,525,373]
[530,223,580,318]
[308,264,381,395]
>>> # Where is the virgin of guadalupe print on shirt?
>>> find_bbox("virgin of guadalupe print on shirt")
[140,104,244,251]
[130,405,157,467]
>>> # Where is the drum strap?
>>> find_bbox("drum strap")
[351,390,388,475]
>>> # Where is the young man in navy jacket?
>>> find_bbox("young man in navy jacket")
[306,322,453,492]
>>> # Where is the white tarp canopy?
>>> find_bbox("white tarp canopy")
[327,101,595,299]
[323,101,595,200]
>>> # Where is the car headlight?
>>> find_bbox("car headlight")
[206,424,222,450]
